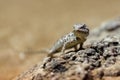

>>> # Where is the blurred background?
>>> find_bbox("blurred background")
[0,0,120,80]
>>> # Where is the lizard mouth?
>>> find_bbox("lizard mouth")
[78,28,89,34]
[73,23,89,35]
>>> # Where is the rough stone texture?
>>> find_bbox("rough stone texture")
[14,19,120,80]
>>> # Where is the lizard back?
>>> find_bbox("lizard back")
[49,32,82,53]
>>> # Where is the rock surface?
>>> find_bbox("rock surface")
[14,18,120,80]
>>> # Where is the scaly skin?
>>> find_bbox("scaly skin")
[48,23,89,57]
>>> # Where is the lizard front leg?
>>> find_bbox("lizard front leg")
[61,42,68,54]
[74,45,78,52]
[79,42,84,50]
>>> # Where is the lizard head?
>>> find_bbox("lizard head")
[73,23,89,37]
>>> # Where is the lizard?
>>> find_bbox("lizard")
[45,23,89,57]
[26,23,89,57]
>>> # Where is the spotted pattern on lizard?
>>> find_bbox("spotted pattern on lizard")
[47,23,89,57]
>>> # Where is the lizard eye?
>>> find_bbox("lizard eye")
[80,24,86,28]
[73,23,88,30]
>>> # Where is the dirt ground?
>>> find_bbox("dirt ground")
[0,0,120,80]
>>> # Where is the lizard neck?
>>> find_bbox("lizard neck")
[73,30,87,42]
[73,30,86,38]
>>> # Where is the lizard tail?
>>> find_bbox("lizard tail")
[25,48,49,54]
[36,49,49,53]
